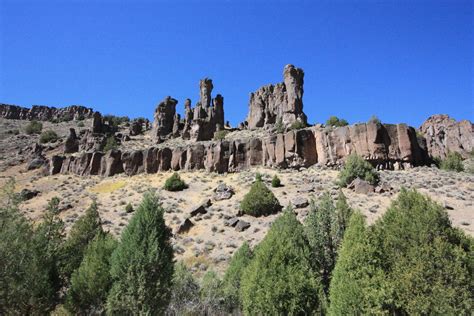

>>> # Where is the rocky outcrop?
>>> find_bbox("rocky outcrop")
[0,104,94,121]
[151,79,225,142]
[152,96,178,141]
[64,128,79,153]
[420,115,474,159]
[50,122,429,177]
[246,64,307,129]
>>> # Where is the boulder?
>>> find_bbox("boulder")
[292,196,309,209]
[175,218,194,234]
[213,183,234,201]
[20,189,40,200]
[235,220,251,232]
[348,178,375,194]
[188,199,212,217]
[64,128,79,153]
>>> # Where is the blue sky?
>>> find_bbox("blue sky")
[0,0,472,127]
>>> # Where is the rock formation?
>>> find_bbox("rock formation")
[151,78,225,142]
[420,114,474,159]
[246,64,307,129]
[64,128,79,154]
[51,121,429,177]
[0,104,94,121]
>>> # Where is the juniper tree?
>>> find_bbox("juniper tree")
[106,192,174,315]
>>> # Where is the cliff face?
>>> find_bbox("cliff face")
[420,114,474,159]
[0,104,95,121]
[50,122,428,177]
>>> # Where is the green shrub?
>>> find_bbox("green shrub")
[440,152,464,172]
[66,233,117,314]
[289,120,307,130]
[271,174,281,187]
[368,115,381,124]
[77,121,85,127]
[125,203,134,213]
[107,192,174,314]
[167,262,201,315]
[24,120,43,134]
[329,189,474,315]
[241,209,323,314]
[222,242,253,312]
[305,191,353,295]
[338,154,379,187]
[61,202,103,281]
[103,136,118,152]
[214,130,229,140]
[200,270,225,314]
[275,117,285,133]
[326,116,349,127]
[39,130,59,143]
[240,178,281,216]
[163,172,188,191]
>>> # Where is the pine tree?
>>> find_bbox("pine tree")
[221,242,253,312]
[106,192,174,315]
[61,201,103,281]
[66,233,117,314]
[241,208,322,315]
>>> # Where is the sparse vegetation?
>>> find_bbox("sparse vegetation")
[24,120,43,134]
[39,130,59,143]
[214,130,229,140]
[368,115,381,124]
[240,176,281,216]
[326,116,349,127]
[271,174,281,187]
[289,120,307,130]
[338,154,379,187]
[275,117,285,133]
[163,172,188,191]
[125,203,134,213]
[77,121,85,127]
[103,136,118,151]
[440,152,464,172]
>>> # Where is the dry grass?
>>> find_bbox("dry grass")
[89,180,127,194]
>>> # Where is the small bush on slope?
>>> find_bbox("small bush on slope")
[106,192,174,315]
[240,208,323,314]
[440,152,464,172]
[240,178,281,216]
[24,120,43,134]
[271,174,281,187]
[329,189,474,315]
[66,233,117,314]
[200,270,225,314]
[326,116,348,127]
[338,153,379,187]
[39,130,59,143]
[163,172,188,191]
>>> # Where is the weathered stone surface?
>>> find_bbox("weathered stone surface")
[348,178,375,194]
[122,151,144,176]
[20,188,40,200]
[292,196,309,208]
[175,218,194,234]
[246,64,307,129]
[50,155,64,175]
[129,118,148,136]
[189,199,211,217]
[152,96,178,141]
[235,220,251,232]
[213,183,234,201]
[420,114,474,159]
[64,128,79,154]
[102,150,123,177]
[0,103,94,121]
[225,217,239,227]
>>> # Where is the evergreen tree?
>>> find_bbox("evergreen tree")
[241,208,322,315]
[106,192,174,315]
[61,201,103,281]
[329,189,474,315]
[32,197,66,304]
[66,233,117,314]
[328,213,387,315]
[305,192,352,294]
[0,180,56,314]
[200,270,225,314]
[221,242,253,312]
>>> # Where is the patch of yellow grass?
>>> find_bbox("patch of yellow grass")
[90,180,127,194]
[183,254,211,269]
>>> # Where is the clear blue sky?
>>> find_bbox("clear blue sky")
[0,0,472,127]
